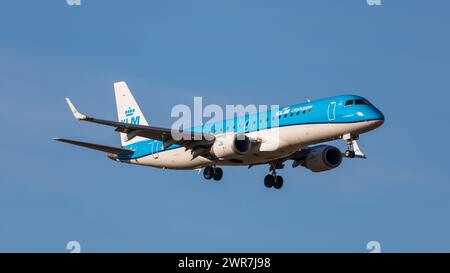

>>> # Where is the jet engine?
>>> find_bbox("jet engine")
[304,145,342,172]
[210,134,252,159]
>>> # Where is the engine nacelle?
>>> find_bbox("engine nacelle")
[210,134,252,159]
[304,145,342,172]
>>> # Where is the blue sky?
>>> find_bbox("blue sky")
[1,0,449,252]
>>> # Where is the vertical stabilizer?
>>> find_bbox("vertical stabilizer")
[114,81,149,146]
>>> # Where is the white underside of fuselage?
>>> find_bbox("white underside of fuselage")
[117,120,381,170]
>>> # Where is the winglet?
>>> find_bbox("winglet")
[65,98,87,120]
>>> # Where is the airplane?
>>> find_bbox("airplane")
[54,81,384,189]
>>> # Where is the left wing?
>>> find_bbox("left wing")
[65,98,214,150]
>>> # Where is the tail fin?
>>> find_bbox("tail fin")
[114,81,149,146]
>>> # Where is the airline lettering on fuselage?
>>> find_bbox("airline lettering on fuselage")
[276,105,313,116]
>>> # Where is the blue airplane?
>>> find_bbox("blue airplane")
[54,81,384,189]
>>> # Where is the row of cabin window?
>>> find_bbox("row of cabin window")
[207,108,313,134]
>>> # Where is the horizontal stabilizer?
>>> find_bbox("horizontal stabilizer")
[53,138,134,155]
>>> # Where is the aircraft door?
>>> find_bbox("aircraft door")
[327,101,336,121]
[151,142,159,159]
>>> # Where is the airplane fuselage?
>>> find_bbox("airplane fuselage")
[116,95,384,170]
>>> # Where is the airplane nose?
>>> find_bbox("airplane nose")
[374,118,384,127]
[371,107,384,127]
[366,103,384,120]
[375,109,384,122]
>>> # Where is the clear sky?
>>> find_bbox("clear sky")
[1,0,449,252]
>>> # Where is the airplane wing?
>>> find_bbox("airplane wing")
[53,138,134,155]
[65,98,215,149]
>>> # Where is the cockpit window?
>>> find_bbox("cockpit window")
[345,100,354,106]
[345,99,369,106]
[355,99,369,105]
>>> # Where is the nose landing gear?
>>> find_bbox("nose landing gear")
[343,134,366,159]
[344,148,356,158]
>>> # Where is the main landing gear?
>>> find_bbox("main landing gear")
[343,134,366,159]
[264,174,283,189]
[203,166,223,181]
[264,162,284,190]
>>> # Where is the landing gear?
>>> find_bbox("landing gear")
[343,134,366,159]
[264,162,284,189]
[213,167,223,181]
[203,166,214,180]
[345,149,356,159]
[203,166,223,181]
[274,176,284,189]
[264,175,274,188]
[264,174,284,189]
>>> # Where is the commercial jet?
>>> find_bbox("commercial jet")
[54,82,384,189]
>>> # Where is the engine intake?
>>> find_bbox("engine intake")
[304,145,342,172]
[211,134,252,159]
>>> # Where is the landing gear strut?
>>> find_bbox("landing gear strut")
[264,162,284,189]
[343,134,366,159]
[203,166,223,181]
[345,139,356,158]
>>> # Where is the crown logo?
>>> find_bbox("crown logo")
[125,107,135,117]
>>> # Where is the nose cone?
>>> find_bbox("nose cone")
[373,117,384,128]
[364,106,385,130]
[358,105,384,122]
[372,107,385,123]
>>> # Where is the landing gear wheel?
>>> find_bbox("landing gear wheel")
[345,150,356,158]
[264,175,274,188]
[203,167,214,180]
[213,168,223,181]
[273,176,284,189]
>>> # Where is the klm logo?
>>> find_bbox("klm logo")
[125,107,135,117]
[121,107,140,125]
